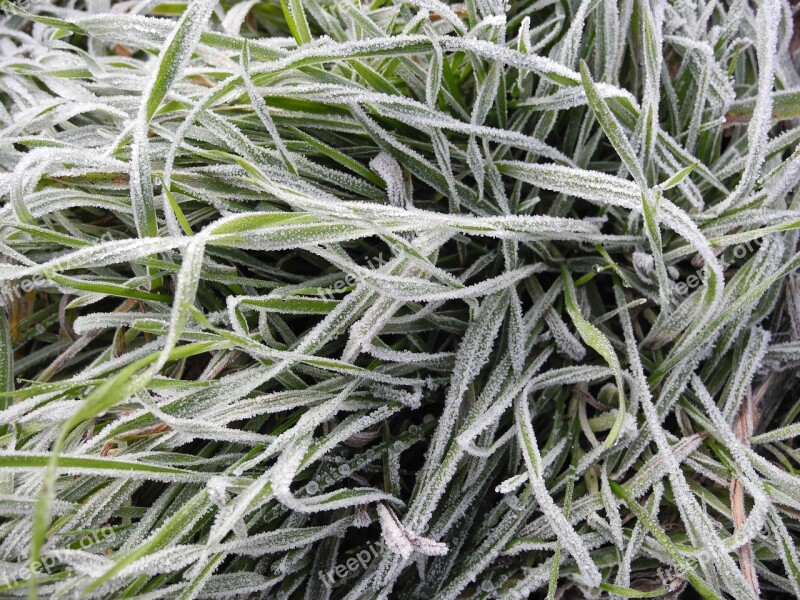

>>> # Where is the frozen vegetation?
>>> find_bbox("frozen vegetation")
[0,0,800,598]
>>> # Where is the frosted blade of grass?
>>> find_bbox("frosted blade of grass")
[750,423,800,445]
[601,464,623,549]
[405,0,466,34]
[711,0,781,214]
[455,350,554,456]
[129,0,216,238]
[161,182,194,237]
[143,0,218,120]
[222,519,353,556]
[130,121,157,240]
[610,482,719,600]
[495,162,724,315]
[616,483,663,589]
[83,491,212,594]
[720,327,770,421]
[768,508,800,598]
[655,249,800,380]
[691,376,770,545]
[0,453,212,482]
[580,60,669,307]
[280,0,312,45]
[660,163,698,190]
[406,291,509,531]
[614,285,758,599]
[28,338,220,595]
[579,60,645,187]
[241,43,298,175]
[562,267,626,448]
[221,0,259,35]
[0,312,12,408]
[514,395,602,588]
[639,0,662,157]
[426,36,443,109]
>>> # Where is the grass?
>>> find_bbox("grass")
[0,0,800,598]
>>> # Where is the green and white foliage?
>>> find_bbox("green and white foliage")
[0,0,799,598]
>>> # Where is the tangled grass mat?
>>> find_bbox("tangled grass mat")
[1,0,800,598]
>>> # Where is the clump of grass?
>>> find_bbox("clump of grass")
[1,0,800,598]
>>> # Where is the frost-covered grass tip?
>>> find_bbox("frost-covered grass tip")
[1,0,800,598]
